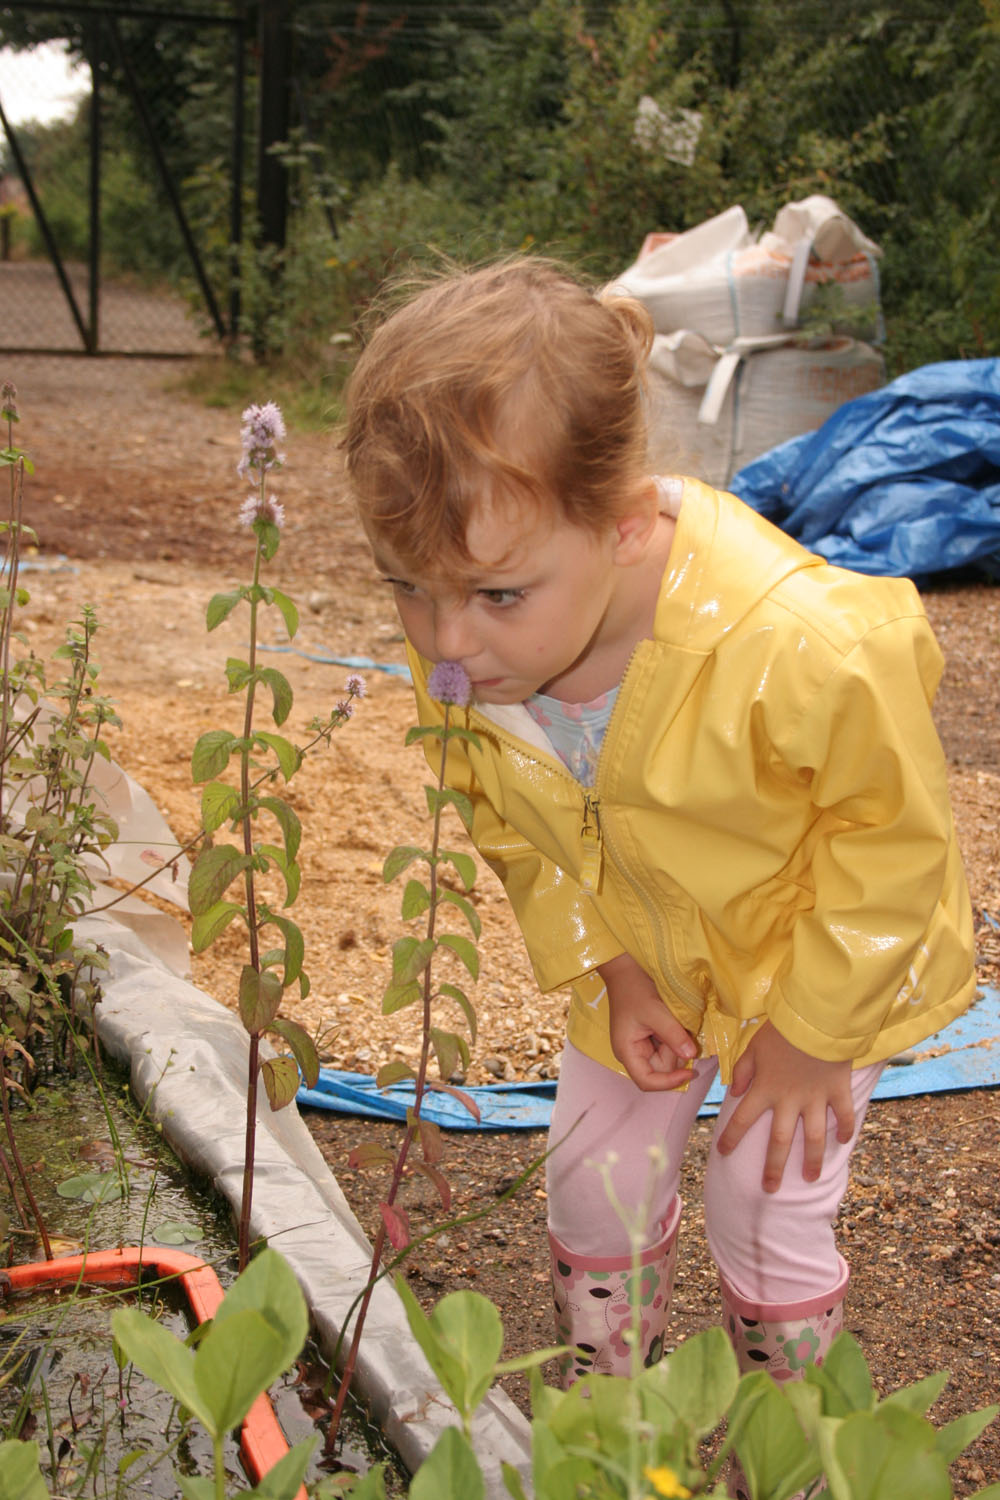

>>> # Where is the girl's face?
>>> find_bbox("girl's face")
[373,497,632,704]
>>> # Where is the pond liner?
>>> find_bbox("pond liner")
[4,1246,300,1495]
[75,910,533,1500]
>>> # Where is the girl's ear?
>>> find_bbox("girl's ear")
[612,479,659,565]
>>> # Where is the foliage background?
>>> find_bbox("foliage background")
[2,0,998,382]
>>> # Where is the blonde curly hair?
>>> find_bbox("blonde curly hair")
[342,256,654,574]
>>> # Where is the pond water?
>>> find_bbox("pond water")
[0,1061,407,1496]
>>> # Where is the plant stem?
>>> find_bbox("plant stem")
[237,530,264,1272]
[323,708,452,1455]
[0,1050,52,1259]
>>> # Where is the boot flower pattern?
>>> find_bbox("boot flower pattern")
[552,1238,677,1382]
[724,1300,842,1382]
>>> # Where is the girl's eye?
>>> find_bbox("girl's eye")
[479,587,525,608]
[381,576,417,597]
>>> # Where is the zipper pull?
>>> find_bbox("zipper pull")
[580,793,603,893]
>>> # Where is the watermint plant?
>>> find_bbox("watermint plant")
[323,660,484,1453]
[0,380,120,1262]
[186,402,363,1270]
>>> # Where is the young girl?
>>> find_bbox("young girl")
[342,259,976,1426]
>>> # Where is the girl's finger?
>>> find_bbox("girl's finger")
[761,1113,796,1192]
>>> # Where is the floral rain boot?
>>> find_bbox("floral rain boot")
[721,1264,848,1499]
[549,1197,681,1388]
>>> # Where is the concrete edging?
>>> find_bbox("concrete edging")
[80,915,534,1497]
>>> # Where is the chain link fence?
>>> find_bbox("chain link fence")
[0,1,242,356]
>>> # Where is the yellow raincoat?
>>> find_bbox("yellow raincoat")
[408,478,976,1082]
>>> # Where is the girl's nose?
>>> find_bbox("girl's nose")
[433,601,477,661]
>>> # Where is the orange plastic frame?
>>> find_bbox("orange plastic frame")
[4,1246,307,1498]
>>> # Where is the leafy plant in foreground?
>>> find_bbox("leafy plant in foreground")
[8,1245,995,1499]
[0,379,120,1259]
[185,401,363,1271]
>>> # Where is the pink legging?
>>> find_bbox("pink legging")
[546,1041,883,1304]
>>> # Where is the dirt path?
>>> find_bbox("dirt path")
[6,353,1000,1489]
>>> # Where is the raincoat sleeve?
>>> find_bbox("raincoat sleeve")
[766,611,974,1060]
[408,651,624,992]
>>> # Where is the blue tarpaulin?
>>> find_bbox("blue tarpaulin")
[297,987,1000,1128]
[729,359,1000,580]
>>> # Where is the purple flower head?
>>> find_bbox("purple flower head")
[427,660,472,707]
[238,401,287,476]
[345,673,367,698]
[239,493,285,530]
[336,698,355,719]
[1,381,18,421]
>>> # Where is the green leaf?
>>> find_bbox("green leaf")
[401,877,432,920]
[254,730,301,780]
[411,1159,452,1213]
[225,656,254,692]
[194,1307,290,1433]
[206,588,243,630]
[261,1054,301,1109]
[239,964,283,1032]
[0,1441,52,1500]
[439,887,481,938]
[727,1371,820,1500]
[835,1405,949,1500]
[382,979,421,1014]
[252,1438,317,1500]
[191,728,237,782]
[437,931,479,978]
[377,1060,416,1087]
[191,900,242,953]
[268,587,299,640]
[392,935,436,984]
[178,1477,215,1500]
[260,667,294,726]
[405,724,445,744]
[500,1460,531,1500]
[56,1171,124,1203]
[383,844,426,883]
[257,841,301,907]
[395,1281,502,1424]
[410,1428,484,1500]
[425,785,474,830]
[189,844,251,917]
[447,726,481,749]
[494,1346,567,1377]
[879,1369,950,1419]
[437,982,478,1043]
[349,1141,396,1169]
[804,1330,875,1416]
[439,848,476,890]
[215,1246,309,1353]
[431,1027,469,1081]
[259,795,302,862]
[641,1325,739,1442]
[151,1220,203,1246]
[111,1306,213,1430]
[934,1403,1000,1466]
[269,1016,320,1088]
[200,780,241,834]
[256,517,282,561]
[261,910,305,985]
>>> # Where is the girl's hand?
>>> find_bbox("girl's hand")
[599,952,698,1091]
[715,1022,855,1192]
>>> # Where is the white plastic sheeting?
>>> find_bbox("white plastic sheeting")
[63,753,533,1495]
